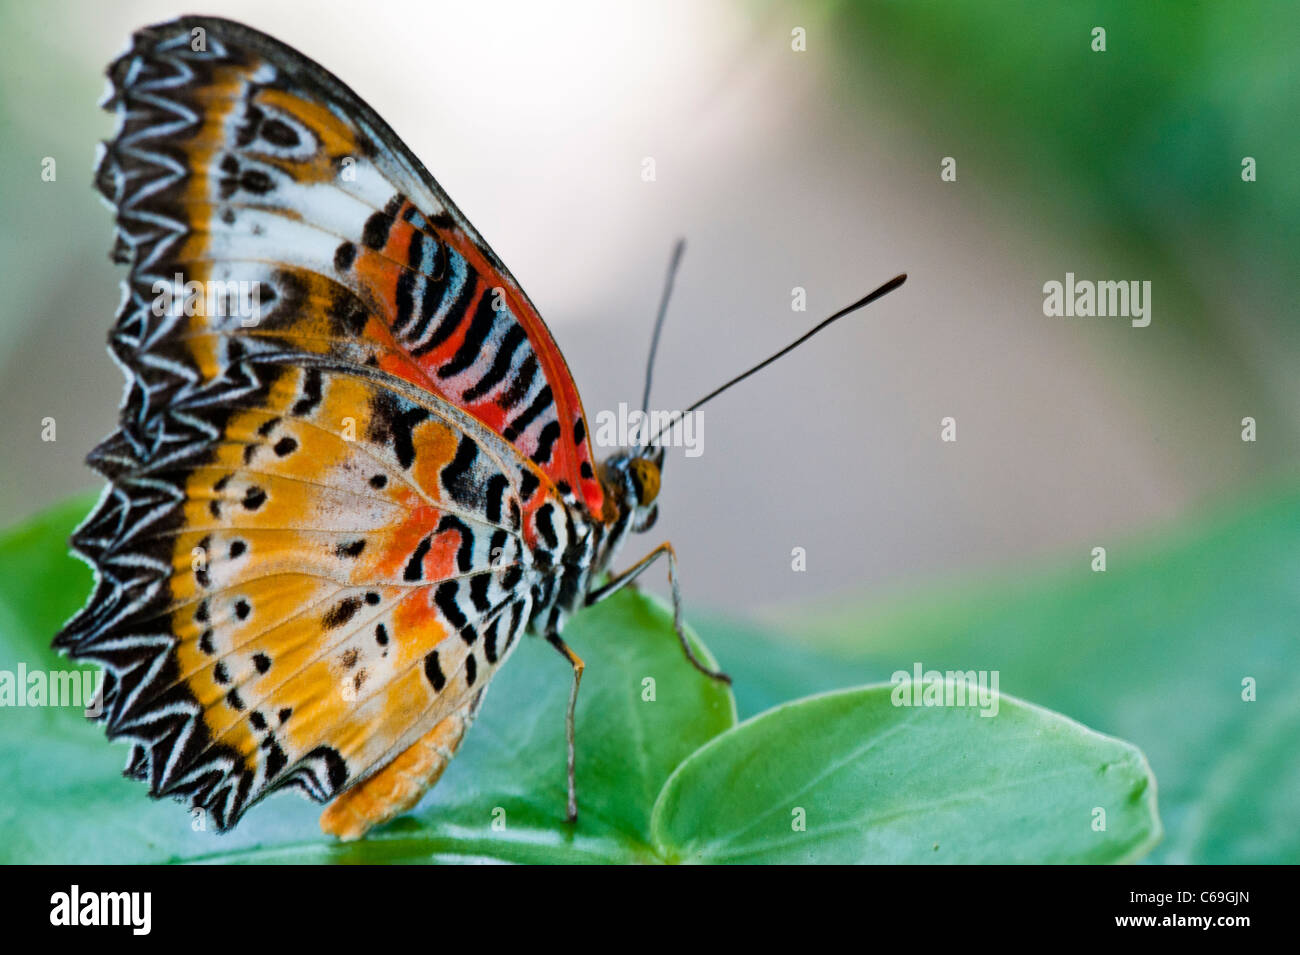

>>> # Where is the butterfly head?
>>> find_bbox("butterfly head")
[598,443,664,536]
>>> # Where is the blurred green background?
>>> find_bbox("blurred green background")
[0,1,1295,862]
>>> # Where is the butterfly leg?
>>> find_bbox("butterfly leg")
[545,632,584,823]
[585,542,731,684]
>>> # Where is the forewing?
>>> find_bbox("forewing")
[94,15,605,517]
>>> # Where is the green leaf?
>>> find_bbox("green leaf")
[0,493,97,672]
[775,486,1300,864]
[0,499,736,863]
[650,684,1160,864]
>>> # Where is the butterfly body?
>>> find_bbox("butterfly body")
[57,16,680,836]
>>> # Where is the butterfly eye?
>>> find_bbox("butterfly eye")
[628,458,661,506]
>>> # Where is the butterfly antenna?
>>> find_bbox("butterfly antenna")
[647,273,907,446]
[639,238,686,441]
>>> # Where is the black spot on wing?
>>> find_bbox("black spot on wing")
[336,539,366,559]
[441,437,481,508]
[484,474,509,524]
[368,392,431,470]
[261,117,300,148]
[394,268,417,333]
[327,285,369,336]
[406,230,428,270]
[362,209,395,251]
[424,651,446,691]
[291,368,323,416]
[333,240,357,272]
[436,515,475,573]
[532,420,561,465]
[519,469,539,501]
[434,581,467,629]
[535,504,559,550]
[239,169,273,195]
[263,737,288,779]
[404,535,433,581]
[469,573,491,613]
[323,596,362,629]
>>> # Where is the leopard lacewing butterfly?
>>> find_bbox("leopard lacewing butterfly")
[55,16,904,838]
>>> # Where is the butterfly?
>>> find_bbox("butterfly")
[55,15,904,840]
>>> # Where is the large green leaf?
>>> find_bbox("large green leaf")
[739,486,1300,864]
[651,684,1160,864]
[0,498,736,863]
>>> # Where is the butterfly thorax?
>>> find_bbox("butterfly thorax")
[525,448,662,637]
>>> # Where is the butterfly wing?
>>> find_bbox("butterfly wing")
[93,15,604,517]
[58,359,540,829]
[56,16,598,830]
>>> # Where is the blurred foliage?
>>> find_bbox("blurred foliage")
[0,498,1156,863]
[827,0,1298,332]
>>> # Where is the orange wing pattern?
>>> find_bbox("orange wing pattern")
[59,359,548,828]
[55,16,604,831]
[93,15,603,516]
